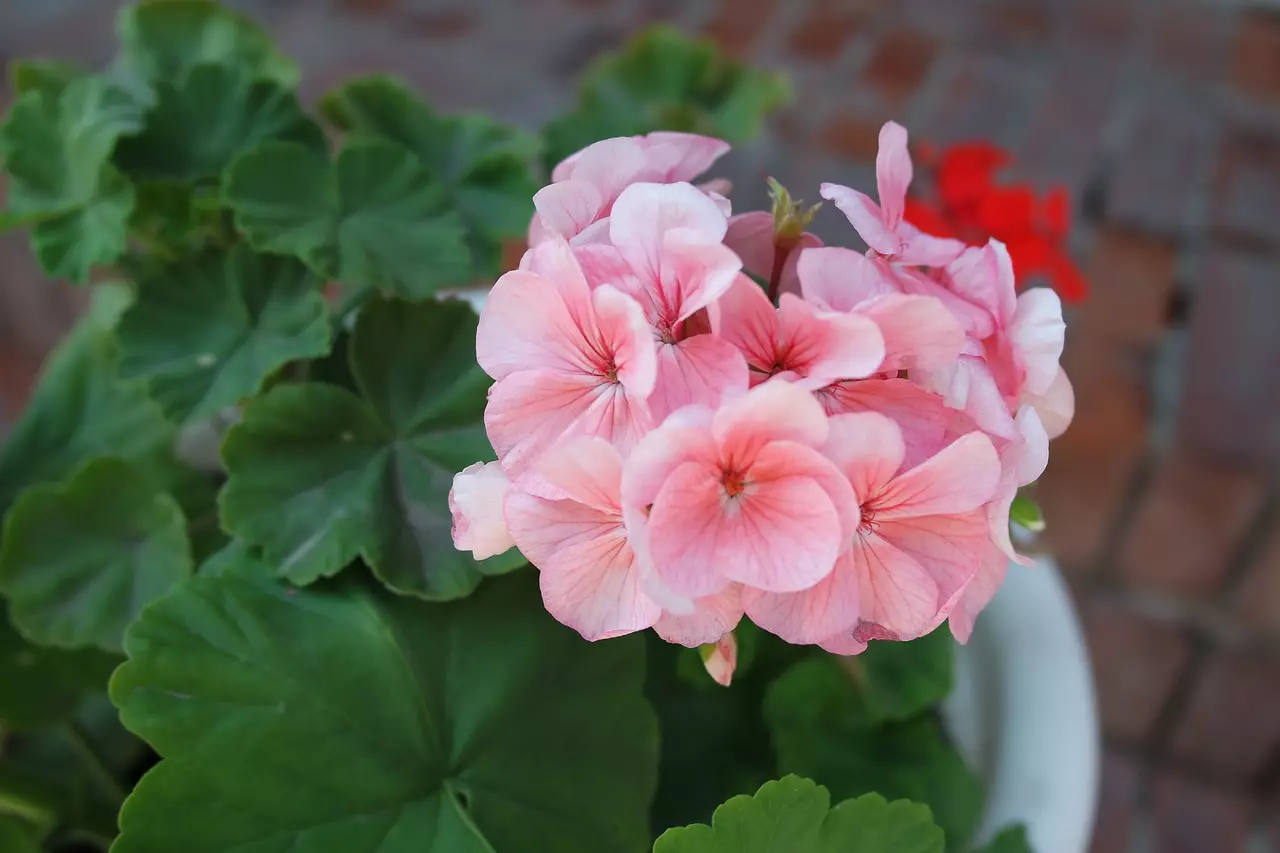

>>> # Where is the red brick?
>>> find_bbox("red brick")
[1212,130,1280,248]
[335,0,399,14]
[1153,0,1229,79]
[1073,228,1176,349]
[1065,0,1138,48]
[1081,598,1192,742]
[1038,343,1149,574]
[1235,527,1280,636]
[979,0,1050,46]
[787,0,878,61]
[859,28,938,107]
[1179,249,1280,465]
[1151,772,1251,853]
[1231,9,1280,104]
[1118,448,1266,599]
[1090,750,1142,853]
[918,54,1029,145]
[409,9,477,38]
[818,113,883,162]
[1170,651,1280,781]
[703,0,779,57]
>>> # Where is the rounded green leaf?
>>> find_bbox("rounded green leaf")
[320,76,538,277]
[219,297,522,596]
[974,825,1034,853]
[0,457,194,653]
[118,0,299,86]
[0,816,41,853]
[8,59,84,100]
[0,288,175,513]
[110,570,658,853]
[653,776,944,853]
[115,63,324,183]
[118,244,331,423]
[0,604,120,730]
[224,138,471,298]
[843,626,954,725]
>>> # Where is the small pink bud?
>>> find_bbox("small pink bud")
[698,631,738,687]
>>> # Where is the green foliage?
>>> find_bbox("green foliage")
[110,569,658,853]
[974,826,1035,853]
[0,605,120,730]
[544,25,789,168]
[653,776,944,853]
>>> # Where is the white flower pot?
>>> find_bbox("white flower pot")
[942,558,1100,853]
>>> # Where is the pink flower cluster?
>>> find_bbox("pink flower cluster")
[450,123,1072,668]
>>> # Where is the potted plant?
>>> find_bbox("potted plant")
[0,2,1095,851]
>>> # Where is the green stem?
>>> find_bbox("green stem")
[62,722,127,812]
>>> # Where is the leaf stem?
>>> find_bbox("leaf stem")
[62,721,127,811]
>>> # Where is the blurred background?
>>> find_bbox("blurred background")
[2,0,1279,849]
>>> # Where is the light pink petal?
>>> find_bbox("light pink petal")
[520,236,595,324]
[710,275,779,378]
[898,265,997,340]
[916,356,1019,441]
[713,379,830,460]
[852,532,939,639]
[878,431,1001,520]
[949,546,1010,643]
[610,182,729,283]
[653,584,745,647]
[723,212,776,282]
[896,231,968,267]
[1010,405,1049,487]
[854,293,962,373]
[476,270,584,381]
[648,459,842,596]
[535,436,624,513]
[698,631,738,686]
[822,412,906,501]
[658,230,743,322]
[564,136,647,202]
[777,295,886,387]
[1010,287,1066,395]
[486,370,652,486]
[821,183,899,255]
[620,408,718,512]
[819,630,869,656]
[506,491,661,640]
[754,440,859,545]
[592,284,658,398]
[649,334,750,422]
[532,180,604,241]
[819,378,976,471]
[796,246,899,312]
[449,461,514,560]
[573,244,635,290]
[875,121,913,228]
[743,549,861,644]
[1023,366,1074,439]
[635,131,731,182]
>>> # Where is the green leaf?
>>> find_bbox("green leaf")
[0,815,41,853]
[0,77,143,281]
[653,775,943,853]
[0,457,193,653]
[320,76,539,278]
[115,63,324,184]
[974,825,1034,853]
[8,59,84,100]
[118,0,299,87]
[543,25,789,168]
[0,604,120,730]
[844,627,954,725]
[110,569,658,853]
[225,138,471,297]
[1009,494,1045,533]
[117,244,331,423]
[765,658,983,850]
[0,288,175,514]
[220,297,524,596]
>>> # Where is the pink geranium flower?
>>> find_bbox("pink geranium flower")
[449,461,515,560]
[477,237,656,488]
[744,412,1001,647]
[723,211,822,298]
[622,381,857,599]
[821,122,966,267]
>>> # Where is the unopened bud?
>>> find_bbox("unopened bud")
[767,177,822,244]
[698,631,738,687]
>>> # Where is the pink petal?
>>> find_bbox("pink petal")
[856,293,964,372]
[755,440,859,545]
[821,183,899,256]
[710,275,780,378]
[819,630,869,656]
[532,180,604,241]
[593,284,658,398]
[1010,405,1049,487]
[573,244,635,290]
[635,132,731,183]
[818,378,979,471]
[620,407,718,512]
[563,136,647,203]
[713,379,830,458]
[609,182,729,283]
[875,121,913,228]
[506,491,661,640]
[897,231,968,267]
[657,230,743,323]
[449,461,514,560]
[916,356,1019,441]
[649,333,750,422]
[1023,366,1074,439]
[796,246,899,312]
[776,295,886,387]
[897,266,997,340]
[879,508,997,633]
[743,549,861,644]
[698,631,738,686]
[653,584,745,647]
[822,412,906,502]
[725,213,822,298]
[852,532,939,639]
[877,431,1001,520]
[535,436,624,513]
[476,270,585,381]
[1010,287,1066,395]
[949,546,1010,643]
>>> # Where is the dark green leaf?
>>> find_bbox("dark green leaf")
[1009,494,1045,533]
[653,775,944,853]
[8,59,83,100]
[0,604,120,730]
[973,825,1034,853]
[219,297,523,596]
[321,76,539,277]
[0,457,193,653]
[110,570,658,853]
[765,657,984,850]
[117,244,331,423]
[0,286,175,514]
[225,138,471,297]
[543,25,789,168]
[115,63,324,183]
[118,0,299,87]
[0,815,41,853]
[845,627,954,725]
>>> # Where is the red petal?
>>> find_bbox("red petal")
[904,197,956,238]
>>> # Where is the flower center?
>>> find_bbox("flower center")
[721,467,749,499]
[859,501,879,532]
